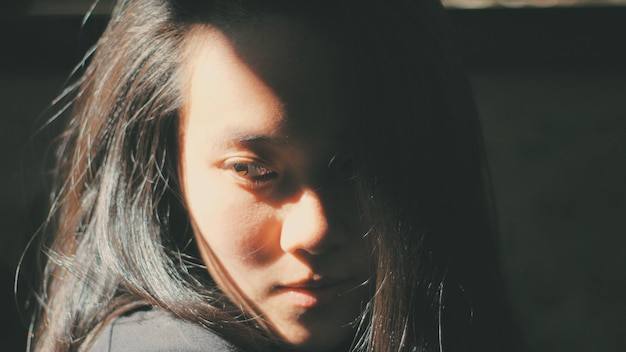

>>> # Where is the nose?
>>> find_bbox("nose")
[280,189,342,255]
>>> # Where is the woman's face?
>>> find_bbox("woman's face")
[179,18,371,351]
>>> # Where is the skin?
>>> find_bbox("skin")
[179,18,371,352]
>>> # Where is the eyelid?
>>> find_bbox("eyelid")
[223,158,279,187]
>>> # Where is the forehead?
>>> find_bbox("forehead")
[182,15,354,138]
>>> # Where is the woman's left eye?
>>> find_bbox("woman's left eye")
[228,162,279,184]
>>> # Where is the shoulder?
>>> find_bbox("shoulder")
[88,308,242,352]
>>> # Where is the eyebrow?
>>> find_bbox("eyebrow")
[219,131,290,151]
[236,134,286,144]
[218,127,352,155]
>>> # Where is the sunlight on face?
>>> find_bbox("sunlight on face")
[179,17,371,351]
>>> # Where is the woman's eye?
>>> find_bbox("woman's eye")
[228,162,278,184]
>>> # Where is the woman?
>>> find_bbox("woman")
[32,0,515,351]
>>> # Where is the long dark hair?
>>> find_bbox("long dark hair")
[32,0,514,351]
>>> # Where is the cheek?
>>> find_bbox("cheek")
[184,170,279,266]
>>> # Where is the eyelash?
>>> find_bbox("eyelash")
[227,161,279,186]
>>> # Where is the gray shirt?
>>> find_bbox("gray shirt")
[89,309,242,352]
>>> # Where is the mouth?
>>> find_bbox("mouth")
[272,277,352,308]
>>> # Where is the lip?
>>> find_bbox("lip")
[273,277,352,308]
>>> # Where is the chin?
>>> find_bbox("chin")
[279,322,356,352]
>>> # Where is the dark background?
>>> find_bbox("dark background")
[1,4,625,352]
